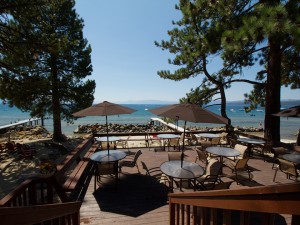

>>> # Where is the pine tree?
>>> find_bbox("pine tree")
[0,0,95,141]
[156,0,300,144]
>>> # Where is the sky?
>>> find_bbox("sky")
[74,0,300,104]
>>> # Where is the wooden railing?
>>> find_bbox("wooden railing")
[168,183,300,225]
[0,174,67,207]
[0,174,81,225]
[0,136,94,224]
[0,201,81,225]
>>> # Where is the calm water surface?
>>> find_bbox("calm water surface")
[0,102,299,140]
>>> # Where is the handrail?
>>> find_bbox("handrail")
[56,135,93,176]
[0,136,94,207]
[0,137,95,224]
[0,173,67,207]
[168,183,300,225]
[0,201,81,225]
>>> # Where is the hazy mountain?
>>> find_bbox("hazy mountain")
[115,100,178,104]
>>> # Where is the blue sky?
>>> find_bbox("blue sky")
[75,0,299,104]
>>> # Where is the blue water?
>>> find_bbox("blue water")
[0,102,299,140]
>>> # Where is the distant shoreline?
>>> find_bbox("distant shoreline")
[0,102,299,141]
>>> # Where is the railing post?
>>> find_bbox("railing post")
[292,215,300,225]
[185,205,190,225]
[240,211,250,225]
[28,183,37,205]
[211,208,218,225]
[192,206,198,225]
[262,213,275,225]
[72,210,80,225]
[223,209,231,225]
[181,204,184,225]
[169,201,175,225]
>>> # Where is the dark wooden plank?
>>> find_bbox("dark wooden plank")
[62,142,98,191]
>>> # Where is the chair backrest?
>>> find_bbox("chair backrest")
[179,133,189,145]
[234,144,248,158]
[278,158,298,177]
[191,134,197,141]
[168,152,182,161]
[220,132,229,144]
[220,132,228,139]
[205,159,222,176]
[169,138,179,147]
[272,147,287,157]
[211,137,221,145]
[179,133,185,141]
[294,145,300,152]
[235,158,249,170]
[100,142,109,150]
[200,141,212,150]
[141,161,150,175]
[195,149,208,168]
[133,150,142,163]
[229,138,237,148]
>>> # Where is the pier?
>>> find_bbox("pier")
[150,117,185,132]
[0,118,42,133]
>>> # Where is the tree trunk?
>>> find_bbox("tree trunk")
[219,84,232,134]
[264,37,281,145]
[50,54,63,142]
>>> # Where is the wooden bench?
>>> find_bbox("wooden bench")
[54,136,97,200]
[62,142,98,192]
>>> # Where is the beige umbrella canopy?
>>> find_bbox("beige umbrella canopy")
[73,101,137,153]
[73,101,137,117]
[273,105,300,118]
[149,103,228,166]
[149,103,228,124]
[273,105,300,145]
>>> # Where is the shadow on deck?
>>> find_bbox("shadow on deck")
[92,173,169,217]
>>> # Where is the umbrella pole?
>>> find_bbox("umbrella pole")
[106,115,110,155]
[181,121,187,168]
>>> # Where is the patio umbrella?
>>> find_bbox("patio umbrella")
[149,103,228,166]
[273,105,300,117]
[73,101,137,154]
[273,105,300,145]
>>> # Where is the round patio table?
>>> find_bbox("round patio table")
[90,150,127,180]
[96,136,121,150]
[157,134,180,151]
[282,153,300,165]
[90,150,126,163]
[96,136,120,142]
[196,133,220,139]
[195,133,220,145]
[206,146,240,162]
[206,146,240,174]
[160,160,204,192]
[237,138,266,157]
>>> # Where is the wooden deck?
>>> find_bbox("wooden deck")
[80,147,296,225]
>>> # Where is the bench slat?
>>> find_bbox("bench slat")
[62,143,98,191]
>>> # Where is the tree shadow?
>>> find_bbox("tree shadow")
[93,173,169,217]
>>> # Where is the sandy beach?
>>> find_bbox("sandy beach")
[0,134,85,199]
